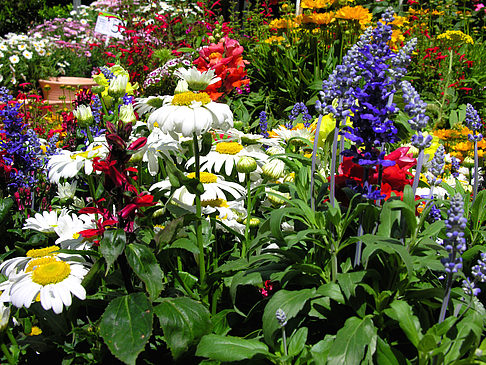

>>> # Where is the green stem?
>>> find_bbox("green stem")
[85,126,94,145]
[1,332,15,365]
[193,133,207,304]
[243,173,252,257]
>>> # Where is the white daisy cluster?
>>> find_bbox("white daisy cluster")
[0,32,50,87]
[0,207,97,314]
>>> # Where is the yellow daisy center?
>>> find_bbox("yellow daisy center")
[201,198,228,208]
[25,256,58,273]
[187,171,218,184]
[26,246,60,258]
[32,261,71,285]
[171,91,211,106]
[215,142,244,155]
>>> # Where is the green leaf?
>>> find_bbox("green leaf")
[0,197,13,224]
[315,282,345,304]
[262,288,316,348]
[336,271,366,299]
[376,336,400,365]
[100,229,126,274]
[125,243,164,301]
[196,334,271,362]
[99,293,153,365]
[154,297,212,360]
[310,336,335,365]
[156,216,184,250]
[327,316,377,365]
[384,300,423,347]
[360,236,413,277]
[288,327,308,357]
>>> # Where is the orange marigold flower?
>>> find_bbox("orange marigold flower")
[335,6,372,29]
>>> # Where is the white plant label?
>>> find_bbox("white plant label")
[94,12,124,39]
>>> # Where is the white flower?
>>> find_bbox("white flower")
[9,55,19,64]
[23,210,61,234]
[0,245,63,278]
[262,158,286,180]
[0,256,89,314]
[108,74,129,97]
[150,171,245,206]
[270,124,316,146]
[187,141,267,182]
[72,105,94,126]
[0,44,7,51]
[22,50,32,60]
[0,51,4,58]
[147,91,233,137]
[56,181,77,200]
[47,138,108,183]
[36,48,46,56]
[54,213,95,249]
[174,67,220,91]
[17,43,26,51]
[134,95,170,116]
[0,303,10,332]
[132,128,180,176]
[119,103,136,124]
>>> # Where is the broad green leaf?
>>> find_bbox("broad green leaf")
[100,229,126,274]
[156,216,184,250]
[99,293,153,365]
[376,336,400,365]
[170,237,199,254]
[360,236,413,277]
[154,297,212,359]
[0,197,13,224]
[384,300,422,347]
[125,243,164,301]
[327,316,377,365]
[288,327,308,357]
[316,282,345,304]
[196,334,270,362]
[336,271,366,299]
[310,336,335,365]
[262,288,316,348]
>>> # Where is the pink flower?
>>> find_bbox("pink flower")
[475,3,485,11]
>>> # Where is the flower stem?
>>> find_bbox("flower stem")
[0,341,14,365]
[281,327,288,356]
[473,140,478,203]
[193,133,207,304]
[310,114,323,211]
[243,173,252,257]
[438,272,453,323]
[329,121,340,209]
[412,149,425,196]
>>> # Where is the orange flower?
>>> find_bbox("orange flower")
[301,12,335,25]
[269,18,299,29]
[455,141,473,152]
[335,6,372,29]
[301,0,336,9]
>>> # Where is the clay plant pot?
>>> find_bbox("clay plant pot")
[38,76,97,103]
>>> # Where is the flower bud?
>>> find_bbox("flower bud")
[236,156,257,173]
[174,79,189,94]
[243,217,261,227]
[72,105,94,127]
[266,188,290,206]
[463,156,475,168]
[108,74,129,98]
[0,303,10,333]
[91,85,105,95]
[266,146,285,156]
[119,103,136,125]
[262,159,285,180]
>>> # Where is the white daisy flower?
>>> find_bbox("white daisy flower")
[174,67,220,91]
[0,256,89,314]
[0,51,4,58]
[0,44,7,51]
[270,123,316,146]
[22,50,32,60]
[134,95,170,116]
[9,55,19,64]
[18,35,27,41]
[131,128,180,176]
[23,210,62,234]
[53,213,96,249]
[147,91,233,137]
[56,181,78,200]
[17,43,26,51]
[47,138,108,183]
[36,47,46,56]
[187,141,268,182]
[150,171,246,206]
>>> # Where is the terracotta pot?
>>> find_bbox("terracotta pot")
[38,76,97,102]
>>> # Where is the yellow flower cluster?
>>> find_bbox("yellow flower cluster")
[299,12,335,25]
[301,0,336,9]
[437,30,474,45]
[335,5,372,29]
[434,125,485,160]
[264,35,286,45]
[409,8,444,16]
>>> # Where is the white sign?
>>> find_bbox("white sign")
[94,12,124,39]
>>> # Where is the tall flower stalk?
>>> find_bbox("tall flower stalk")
[464,103,483,203]
[438,193,467,323]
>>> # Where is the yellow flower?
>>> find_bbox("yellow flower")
[268,18,299,29]
[301,12,335,25]
[264,35,286,45]
[335,6,372,29]
[301,0,336,9]
[437,30,474,45]
[28,326,42,336]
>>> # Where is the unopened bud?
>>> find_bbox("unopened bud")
[236,156,257,173]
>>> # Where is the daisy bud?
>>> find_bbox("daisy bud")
[262,159,285,180]
[0,303,10,333]
[266,146,285,156]
[174,80,189,94]
[463,156,475,168]
[243,217,261,227]
[91,85,105,95]
[236,156,257,173]
[266,188,290,206]
[72,105,94,127]
[283,173,295,183]
[119,103,136,125]
[108,74,129,98]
